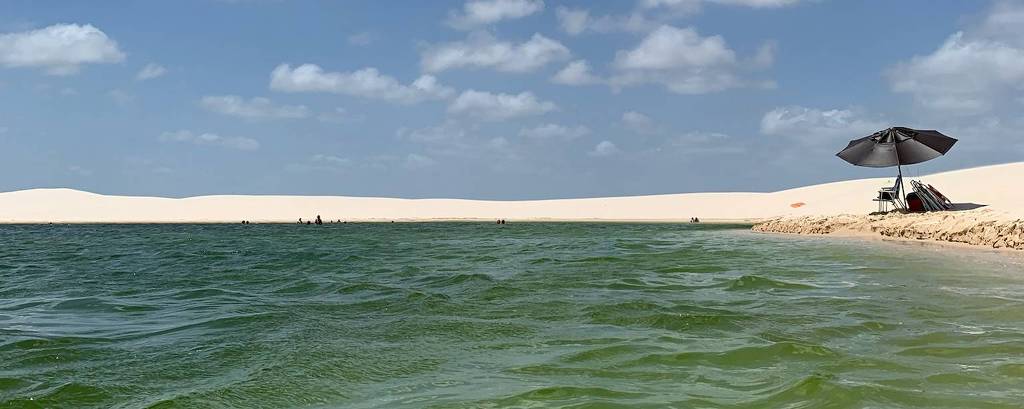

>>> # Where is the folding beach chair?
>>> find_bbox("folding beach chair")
[874,176,904,212]
[926,184,953,208]
[910,180,951,211]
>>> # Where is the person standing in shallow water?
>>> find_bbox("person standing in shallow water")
[315,215,323,225]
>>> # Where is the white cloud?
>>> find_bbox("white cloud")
[347,31,374,46]
[397,121,512,159]
[563,0,800,36]
[886,2,1024,115]
[622,111,657,134]
[589,140,620,157]
[760,106,886,145]
[270,64,455,104]
[639,0,703,15]
[709,0,801,8]
[448,90,556,121]
[889,35,1024,114]
[976,1,1024,46]
[200,95,310,120]
[447,0,545,30]
[551,59,601,85]
[159,130,260,151]
[642,0,799,13]
[0,23,125,75]
[555,7,658,35]
[614,25,734,70]
[519,123,590,140]
[136,63,166,81]
[555,7,590,35]
[421,33,570,73]
[610,25,768,94]
[405,153,437,169]
[396,121,528,167]
[751,41,777,68]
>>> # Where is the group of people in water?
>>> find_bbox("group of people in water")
[247,217,701,224]
[241,216,696,225]
[295,215,347,225]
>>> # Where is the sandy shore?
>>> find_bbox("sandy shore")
[2,162,1023,230]
[753,210,1024,251]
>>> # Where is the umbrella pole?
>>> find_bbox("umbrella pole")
[895,143,905,209]
[897,163,904,208]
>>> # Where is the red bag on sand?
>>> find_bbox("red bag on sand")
[905,192,925,212]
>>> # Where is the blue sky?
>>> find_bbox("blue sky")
[1,0,1022,199]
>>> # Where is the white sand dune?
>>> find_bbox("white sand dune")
[1,162,1023,224]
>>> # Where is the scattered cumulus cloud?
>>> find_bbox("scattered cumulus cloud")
[0,23,125,75]
[589,140,621,157]
[642,0,800,14]
[551,59,601,85]
[421,32,570,73]
[888,1,1024,115]
[883,1,1024,154]
[446,0,545,30]
[559,1,801,36]
[270,64,455,104]
[609,25,774,94]
[555,7,657,35]
[448,90,557,121]
[639,0,703,15]
[159,130,260,151]
[621,111,657,134]
[555,7,590,35]
[398,121,522,160]
[136,63,167,80]
[519,123,590,140]
[200,95,310,120]
[760,106,886,145]
[710,0,801,8]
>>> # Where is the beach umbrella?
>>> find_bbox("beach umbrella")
[837,127,957,198]
[837,127,957,175]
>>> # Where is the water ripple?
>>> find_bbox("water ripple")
[2,223,1023,408]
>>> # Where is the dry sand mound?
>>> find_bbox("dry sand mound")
[753,209,1024,250]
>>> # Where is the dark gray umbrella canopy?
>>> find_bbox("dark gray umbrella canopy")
[837,127,957,168]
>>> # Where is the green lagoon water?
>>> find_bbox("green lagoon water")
[2,223,1024,408]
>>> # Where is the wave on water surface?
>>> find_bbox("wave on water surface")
[1,223,1024,408]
